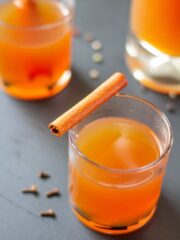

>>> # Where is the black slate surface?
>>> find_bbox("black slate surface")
[0,0,180,239]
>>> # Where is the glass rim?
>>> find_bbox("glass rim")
[69,94,173,174]
[0,2,73,31]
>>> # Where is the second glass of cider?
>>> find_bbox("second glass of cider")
[125,0,180,94]
[0,0,74,100]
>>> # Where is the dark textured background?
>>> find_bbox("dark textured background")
[0,0,179,239]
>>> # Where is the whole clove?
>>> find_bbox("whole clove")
[46,188,61,198]
[22,185,39,195]
[40,209,56,218]
[38,171,51,179]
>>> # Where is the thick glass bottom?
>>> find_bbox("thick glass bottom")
[72,206,156,235]
[125,34,180,95]
[0,70,71,100]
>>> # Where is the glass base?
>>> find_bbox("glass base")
[0,70,71,100]
[72,206,156,235]
[125,34,180,94]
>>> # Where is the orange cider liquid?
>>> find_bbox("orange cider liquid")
[69,118,164,234]
[131,0,180,56]
[0,0,72,100]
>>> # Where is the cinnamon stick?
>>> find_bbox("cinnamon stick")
[49,72,128,137]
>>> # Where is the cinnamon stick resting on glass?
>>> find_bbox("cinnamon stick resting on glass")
[49,72,128,137]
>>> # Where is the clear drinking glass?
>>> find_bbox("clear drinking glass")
[69,95,173,235]
[0,0,74,100]
[125,0,180,95]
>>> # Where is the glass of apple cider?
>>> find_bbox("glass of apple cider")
[69,94,173,235]
[125,0,180,95]
[0,0,74,100]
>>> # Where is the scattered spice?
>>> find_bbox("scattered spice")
[22,185,39,195]
[91,40,102,51]
[40,209,56,218]
[92,53,103,63]
[83,32,94,43]
[166,102,176,113]
[46,188,61,198]
[38,171,51,179]
[89,69,100,79]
